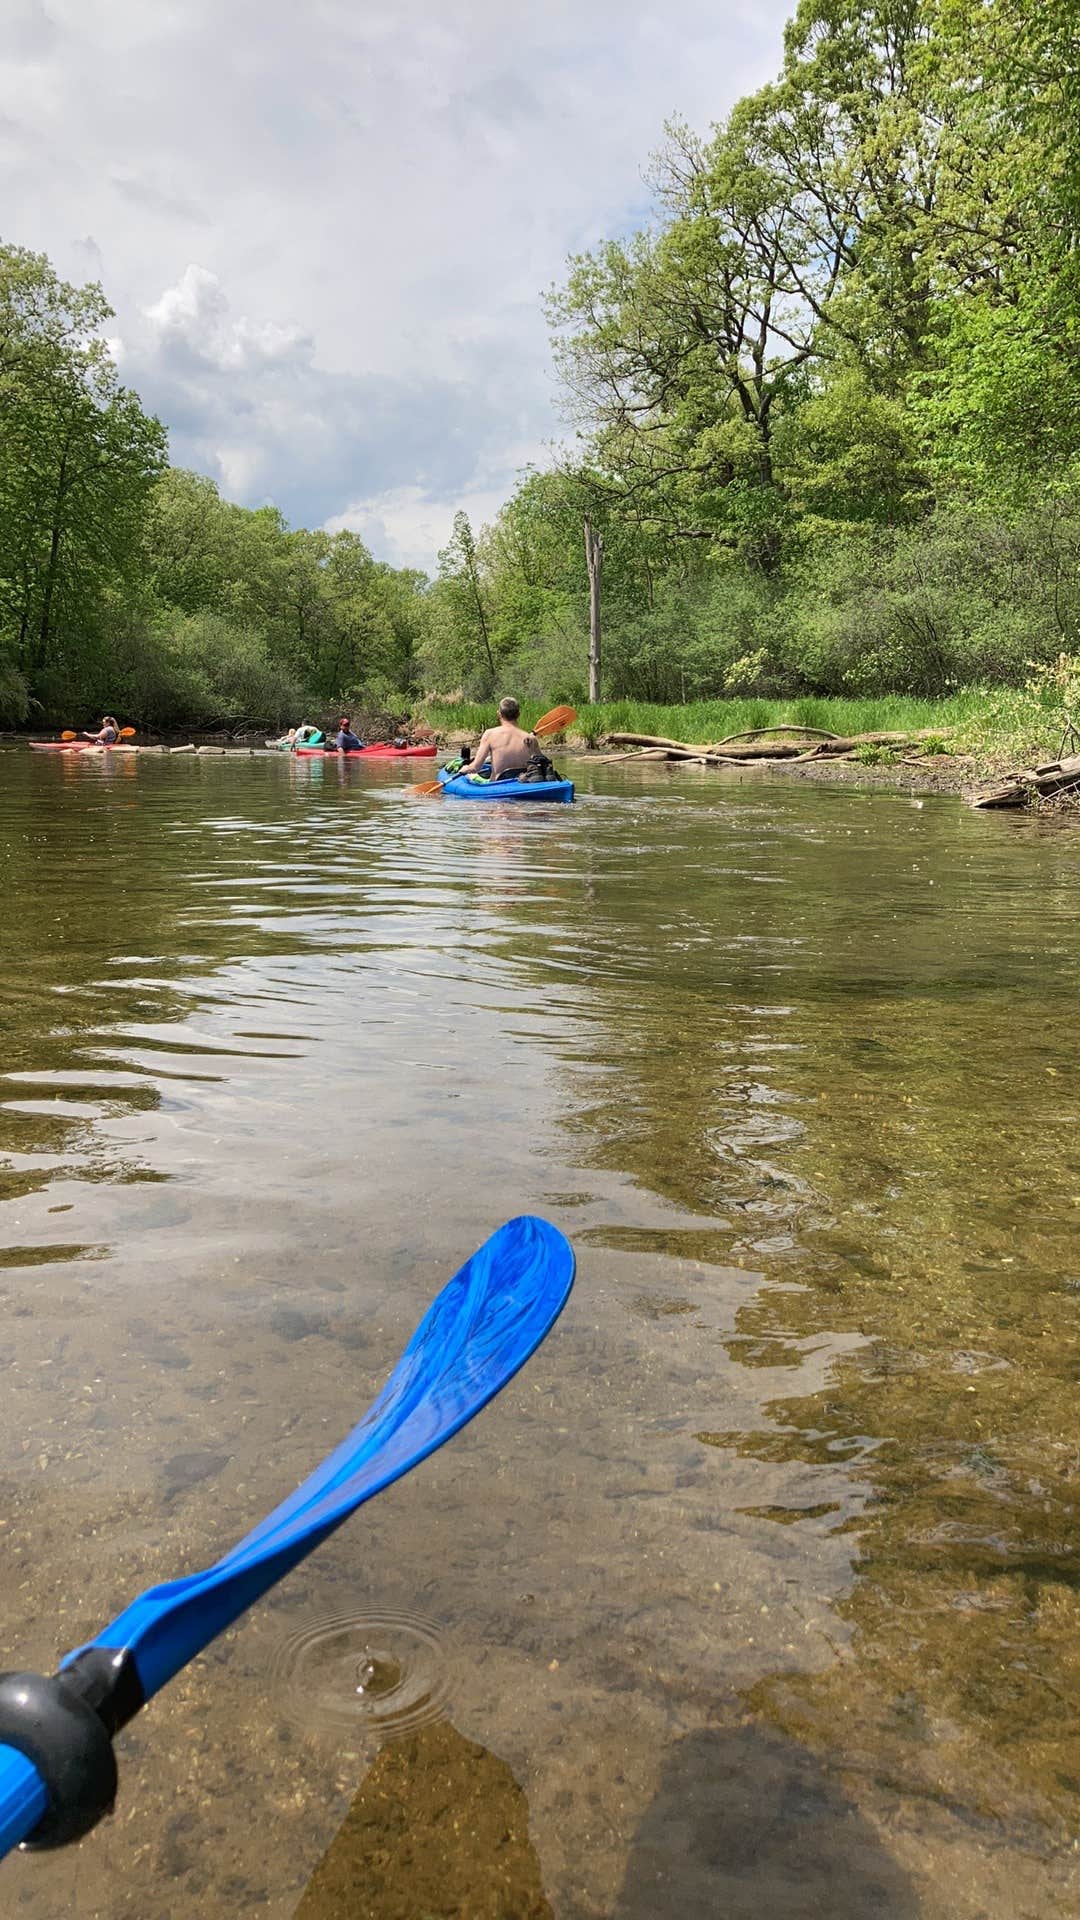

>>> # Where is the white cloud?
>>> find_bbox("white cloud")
[327,484,510,574]
[144,265,308,372]
[0,0,792,570]
[117,264,514,530]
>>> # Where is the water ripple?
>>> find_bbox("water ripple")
[270,1610,455,1738]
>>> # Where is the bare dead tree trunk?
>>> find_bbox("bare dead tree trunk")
[36,450,69,670]
[584,514,604,704]
[467,557,494,681]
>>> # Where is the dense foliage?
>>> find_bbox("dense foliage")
[2,0,1076,727]
[0,252,427,728]
[423,0,1080,705]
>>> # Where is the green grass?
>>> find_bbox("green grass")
[417,690,1000,746]
[417,670,1079,782]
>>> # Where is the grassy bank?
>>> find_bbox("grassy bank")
[419,690,1050,760]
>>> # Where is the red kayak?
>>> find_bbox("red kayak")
[293,744,437,759]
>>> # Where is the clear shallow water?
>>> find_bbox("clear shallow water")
[0,747,1076,1918]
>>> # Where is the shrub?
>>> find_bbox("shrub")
[0,658,29,723]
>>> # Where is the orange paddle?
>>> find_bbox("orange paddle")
[61,726,136,742]
[410,707,577,796]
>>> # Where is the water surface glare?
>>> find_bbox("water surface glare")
[0,747,1076,1918]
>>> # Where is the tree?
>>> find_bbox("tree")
[428,511,496,693]
[583,513,604,701]
[549,113,818,569]
[911,0,1080,499]
[0,244,166,710]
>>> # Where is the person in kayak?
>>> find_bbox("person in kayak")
[333,716,364,752]
[84,715,121,744]
[294,722,324,747]
[467,698,538,780]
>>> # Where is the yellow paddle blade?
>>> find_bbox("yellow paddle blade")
[61,731,77,741]
[119,726,136,738]
[533,705,576,738]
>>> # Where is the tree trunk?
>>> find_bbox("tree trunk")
[468,566,494,680]
[973,753,1080,808]
[584,514,603,704]
[37,450,69,670]
[455,517,494,682]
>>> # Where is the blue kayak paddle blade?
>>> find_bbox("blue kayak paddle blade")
[79,1215,574,1700]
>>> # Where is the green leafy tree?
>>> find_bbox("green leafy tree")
[549,113,819,570]
[912,0,1080,500]
[0,244,167,714]
[424,511,497,695]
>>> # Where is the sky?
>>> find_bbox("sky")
[2,0,792,573]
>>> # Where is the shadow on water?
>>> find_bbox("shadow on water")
[292,1719,551,1920]
[292,1721,920,1920]
[612,1724,917,1920]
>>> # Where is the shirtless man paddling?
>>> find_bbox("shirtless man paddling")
[468,697,537,779]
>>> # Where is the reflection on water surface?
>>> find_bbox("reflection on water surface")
[0,747,1076,1917]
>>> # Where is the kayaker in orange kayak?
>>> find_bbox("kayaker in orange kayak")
[83,715,121,744]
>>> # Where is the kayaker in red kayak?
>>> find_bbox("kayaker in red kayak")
[467,697,538,780]
[332,715,365,752]
[84,715,121,744]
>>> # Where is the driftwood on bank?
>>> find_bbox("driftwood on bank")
[592,744,746,767]
[605,731,805,759]
[713,724,839,747]
[602,728,938,764]
[795,731,929,756]
[972,753,1080,809]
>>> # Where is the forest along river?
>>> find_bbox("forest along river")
[0,745,1075,1920]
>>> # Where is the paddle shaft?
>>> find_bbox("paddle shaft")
[0,1216,573,1856]
[0,1756,46,1857]
[60,728,136,743]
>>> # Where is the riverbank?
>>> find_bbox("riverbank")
[8,681,1075,808]
[423,692,983,745]
[421,685,1078,807]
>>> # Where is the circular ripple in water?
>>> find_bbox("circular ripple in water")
[270,1611,454,1738]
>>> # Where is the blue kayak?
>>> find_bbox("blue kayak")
[439,769,574,803]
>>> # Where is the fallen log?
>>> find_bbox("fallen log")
[596,747,747,768]
[797,731,920,757]
[605,728,937,760]
[602,726,954,777]
[712,725,839,747]
[704,741,803,758]
[605,732,803,759]
[608,746,674,762]
[972,752,1080,808]
[606,731,713,752]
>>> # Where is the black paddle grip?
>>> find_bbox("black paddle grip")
[0,1647,144,1848]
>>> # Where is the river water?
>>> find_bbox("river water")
[0,747,1075,1918]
